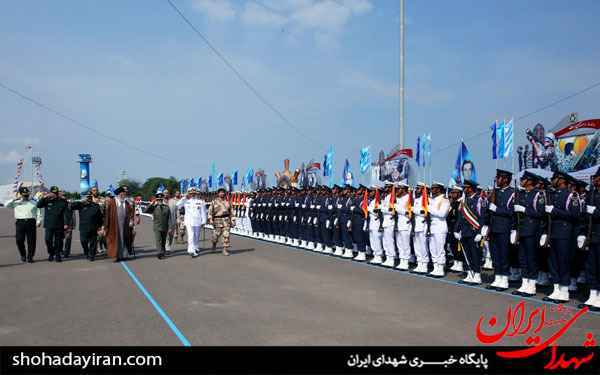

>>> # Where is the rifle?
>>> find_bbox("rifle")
[584,176,595,250]
[485,183,496,241]
[425,191,432,238]
[544,188,553,248]
[409,189,416,238]
[514,181,520,246]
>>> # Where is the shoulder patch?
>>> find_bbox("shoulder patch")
[572,199,579,207]
[481,200,488,207]
[538,197,545,205]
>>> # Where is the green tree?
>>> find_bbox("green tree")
[118,179,141,196]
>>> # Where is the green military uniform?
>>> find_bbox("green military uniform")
[207,191,236,256]
[144,194,172,259]
[71,191,103,261]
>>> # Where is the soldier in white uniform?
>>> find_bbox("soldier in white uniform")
[176,188,207,257]
[381,183,398,267]
[367,187,384,265]
[394,183,412,270]
[427,182,450,277]
[411,182,430,274]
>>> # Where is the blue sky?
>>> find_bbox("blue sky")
[1,0,599,191]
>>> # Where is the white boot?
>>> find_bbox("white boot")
[314,243,323,252]
[488,275,500,288]
[333,246,344,256]
[323,246,333,254]
[369,255,383,265]
[471,272,482,284]
[555,285,569,302]
[582,290,597,306]
[293,239,299,247]
[396,258,409,270]
[428,263,438,277]
[523,278,537,296]
[516,278,529,294]
[307,242,315,250]
[342,248,354,258]
[483,257,493,270]
[299,240,307,248]
[354,252,366,261]
[436,263,446,277]
[508,267,522,281]
[497,275,509,290]
[452,261,464,273]
[568,278,578,292]
[382,256,395,267]
[546,284,560,300]
[460,271,474,284]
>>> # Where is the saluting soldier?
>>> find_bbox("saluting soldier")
[512,171,545,296]
[4,186,43,263]
[208,188,236,256]
[71,190,103,261]
[485,169,516,291]
[541,171,580,303]
[144,192,172,260]
[37,186,71,262]
[578,167,600,311]
[454,180,488,285]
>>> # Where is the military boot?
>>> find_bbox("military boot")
[212,242,217,252]
[222,247,230,256]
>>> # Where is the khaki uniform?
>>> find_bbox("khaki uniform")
[92,195,107,252]
[207,197,236,250]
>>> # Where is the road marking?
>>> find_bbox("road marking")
[121,262,192,346]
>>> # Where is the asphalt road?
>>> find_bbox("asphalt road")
[0,207,597,346]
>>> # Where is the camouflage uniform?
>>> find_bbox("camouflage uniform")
[126,197,139,240]
[207,197,236,255]
[92,195,107,253]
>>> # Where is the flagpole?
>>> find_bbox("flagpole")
[460,138,463,185]
[399,0,405,150]
[512,118,515,174]
[503,118,506,169]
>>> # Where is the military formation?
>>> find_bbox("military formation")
[4,168,600,311]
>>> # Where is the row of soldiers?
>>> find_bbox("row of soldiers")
[226,169,599,311]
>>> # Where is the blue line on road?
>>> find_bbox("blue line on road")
[121,262,191,346]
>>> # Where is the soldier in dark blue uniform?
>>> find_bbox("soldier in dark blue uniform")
[287,188,300,246]
[512,171,545,296]
[352,185,369,261]
[330,185,344,255]
[338,186,355,258]
[37,186,71,262]
[485,169,515,291]
[317,186,333,254]
[299,187,314,249]
[454,180,487,285]
[534,176,552,286]
[569,178,587,292]
[71,190,103,261]
[578,167,600,311]
[542,171,580,303]
[310,188,323,251]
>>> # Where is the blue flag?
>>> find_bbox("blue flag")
[360,146,371,173]
[91,180,98,188]
[246,168,253,184]
[232,170,238,185]
[156,184,164,194]
[107,184,114,195]
[323,154,329,177]
[197,177,202,189]
[208,175,213,188]
[180,180,187,192]
[504,118,513,157]
[450,141,477,186]
[421,134,426,167]
[427,133,431,167]
[490,121,497,159]
[416,136,421,166]
[217,173,224,187]
[189,178,195,188]
[497,121,505,159]
[341,159,354,187]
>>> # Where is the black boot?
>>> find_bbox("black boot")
[27,256,34,263]
[56,255,62,263]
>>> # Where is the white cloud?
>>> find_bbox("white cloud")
[241,2,287,27]
[0,150,21,165]
[190,0,237,22]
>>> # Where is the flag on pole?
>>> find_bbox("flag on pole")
[421,134,426,167]
[246,168,253,184]
[323,152,333,177]
[156,184,164,194]
[427,133,432,166]
[416,136,421,165]
[374,188,380,210]
[362,189,368,218]
[25,145,32,151]
[497,120,505,159]
[490,121,497,159]
[360,146,371,173]
[504,118,513,158]
[232,170,238,185]
[341,159,354,187]
[180,180,187,192]
[208,175,213,188]
[189,178,195,188]
[197,177,202,189]
[422,184,429,216]
[217,173,224,187]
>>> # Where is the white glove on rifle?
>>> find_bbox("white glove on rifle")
[326,220,330,228]
[474,234,482,242]
[514,205,526,213]
[489,203,497,212]
[480,226,489,237]
[347,220,351,228]
[587,206,596,215]
[510,230,517,245]
[545,205,554,214]
[313,217,318,225]
[539,234,547,247]
[454,232,461,241]
[577,235,586,249]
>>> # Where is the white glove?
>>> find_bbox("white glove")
[310,205,315,209]
[587,206,596,215]
[545,205,554,213]
[316,205,321,209]
[577,235,586,249]
[313,217,318,225]
[489,203,497,212]
[302,204,306,209]
[454,232,462,241]
[347,220,351,228]
[327,205,333,210]
[474,234,482,242]
[333,218,339,226]
[337,204,342,209]
[510,230,517,245]
[326,220,330,227]
[480,226,489,237]
[514,205,526,213]
[350,207,355,211]
[539,234,547,247]
[293,216,296,221]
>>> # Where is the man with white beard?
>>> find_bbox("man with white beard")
[176,188,207,257]
[427,182,450,277]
